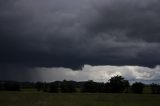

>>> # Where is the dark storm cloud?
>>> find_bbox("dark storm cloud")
[90,0,160,42]
[1,0,160,69]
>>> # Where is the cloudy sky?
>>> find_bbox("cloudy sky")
[1,0,160,83]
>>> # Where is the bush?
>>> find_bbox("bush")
[131,82,144,94]
[49,82,59,93]
[35,82,43,91]
[150,83,160,94]
[82,80,105,93]
[4,81,20,91]
[61,80,76,93]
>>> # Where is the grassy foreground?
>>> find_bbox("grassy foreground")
[0,91,160,106]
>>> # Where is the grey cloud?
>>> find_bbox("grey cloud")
[0,0,160,70]
[90,0,160,42]
[1,65,160,84]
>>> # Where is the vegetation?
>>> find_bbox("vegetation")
[0,81,20,91]
[109,76,129,93]
[1,76,160,94]
[150,83,160,94]
[131,82,144,94]
[1,76,160,105]
[1,91,160,106]
[81,80,105,93]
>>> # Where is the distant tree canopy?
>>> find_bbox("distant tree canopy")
[150,83,160,94]
[61,80,76,93]
[2,76,160,94]
[81,76,129,93]
[109,76,129,93]
[0,81,21,91]
[49,82,59,93]
[36,82,43,91]
[81,80,105,93]
[131,82,144,94]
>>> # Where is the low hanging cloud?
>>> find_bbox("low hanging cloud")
[1,65,160,84]
[35,65,160,83]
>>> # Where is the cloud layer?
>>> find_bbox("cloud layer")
[34,65,160,83]
[1,65,160,84]
[0,0,160,69]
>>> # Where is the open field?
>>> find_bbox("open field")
[0,90,160,106]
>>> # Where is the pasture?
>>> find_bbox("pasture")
[0,90,160,106]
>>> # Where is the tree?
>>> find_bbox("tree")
[109,76,129,93]
[131,82,144,94]
[150,83,160,94]
[4,81,20,91]
[49,82,59,93]
[35,82,43,91]
[81,80,103,93]
[0,81,4,90]
[42,83,49,92]
[61,80,76,93]
[123,80,130,93]
[104,82,111,93]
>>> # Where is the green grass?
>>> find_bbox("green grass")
[0,90,160,106]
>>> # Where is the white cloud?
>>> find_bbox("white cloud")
[32,65,160,84]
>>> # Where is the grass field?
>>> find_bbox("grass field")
[0,90,160,106]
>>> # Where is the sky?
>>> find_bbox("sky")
[1,0,160,83]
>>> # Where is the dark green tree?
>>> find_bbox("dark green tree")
[150,83,160,94]
[35,82,43,91]
[81,80,105,93]
[61,80,76,93]
[49,82,59,93]
[81,80,95,93]
[4,81,20,91]
[123,80,130,93]
[109,76,129,93]
[131,82,144,94]
[104,82,112,93]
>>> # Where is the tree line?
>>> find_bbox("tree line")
[1,76,160,94]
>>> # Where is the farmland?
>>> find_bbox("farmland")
[0,90,160,106]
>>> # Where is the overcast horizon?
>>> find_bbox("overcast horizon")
[1,65,160,84]
[1,0,160,83]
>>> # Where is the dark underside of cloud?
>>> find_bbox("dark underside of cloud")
[1,0,160,69]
